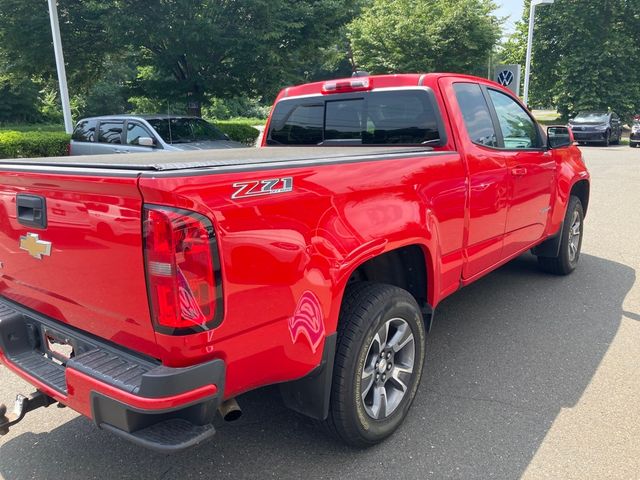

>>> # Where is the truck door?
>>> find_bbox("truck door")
[443,80,510,278]
[483,88,555,258]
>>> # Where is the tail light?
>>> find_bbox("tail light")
[143,205,223,334]
[66,143,71,156]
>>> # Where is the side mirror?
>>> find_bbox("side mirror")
[547,126,573,149]
[138,136,156,147]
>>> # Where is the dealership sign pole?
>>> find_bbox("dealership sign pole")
[523,0,554,107]
[47,0,73,134]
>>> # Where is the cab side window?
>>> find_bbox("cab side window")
[453,83,498,147]
[98,121,124,144]
[487,89,540,149]
[72,119,97,142]
[127,122,153,146]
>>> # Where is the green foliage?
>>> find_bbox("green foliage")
[112,0,360,112]
[0,75,41,123]
[0,131,70,158]
[203,97,270,121]
[0,0,118,93]
[213,121,261,145]
[502,0,640,122]
[347,0,501,75]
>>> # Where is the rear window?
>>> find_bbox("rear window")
[267,90,443,146]
[98,121,124,144]
[72,119,97,142]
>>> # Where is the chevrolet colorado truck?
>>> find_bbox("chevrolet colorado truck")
[0,74,589,452]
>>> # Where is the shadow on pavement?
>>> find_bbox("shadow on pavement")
[0,253,634,479]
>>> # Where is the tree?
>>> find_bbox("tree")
[0,0,119,93]
[502,0,640,122]
[0,0,362,119]
[112,0,361,115]
[347,0,501,76]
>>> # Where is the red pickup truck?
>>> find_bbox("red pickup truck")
[0,73,589,452]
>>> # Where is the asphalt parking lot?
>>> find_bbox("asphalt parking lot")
[1,145,639,479]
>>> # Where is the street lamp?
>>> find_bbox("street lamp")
[523,0,554,106]
[47,0,73,134]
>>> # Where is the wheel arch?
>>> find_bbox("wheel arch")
[570,179,590,217]
[343,243,435,330]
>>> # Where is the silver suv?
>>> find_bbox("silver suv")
[70,115,244,155]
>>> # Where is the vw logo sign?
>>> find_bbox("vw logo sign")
[497,70,514,87]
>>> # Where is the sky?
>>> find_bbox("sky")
[495,0,525,36]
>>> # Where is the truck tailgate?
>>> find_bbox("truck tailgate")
[0,170,158,359]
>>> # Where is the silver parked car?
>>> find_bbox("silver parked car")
[70,115,244,155]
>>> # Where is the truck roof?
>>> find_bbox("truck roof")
[77,114,202,122]
[0,146,438,174]
[275,72,504,101]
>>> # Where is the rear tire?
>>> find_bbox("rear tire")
[322,283,426,447]
[537,196,584,275]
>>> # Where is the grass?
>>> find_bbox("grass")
[532,110,564,125]
[0,123,65,133]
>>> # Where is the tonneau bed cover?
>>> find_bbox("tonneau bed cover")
[0,146,434,172]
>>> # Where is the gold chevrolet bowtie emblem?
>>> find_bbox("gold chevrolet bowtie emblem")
[19,233,52,259]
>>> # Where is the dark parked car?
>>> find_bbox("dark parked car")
[630,119,640,148]
[568,111,622,146]
[70,115,244,155]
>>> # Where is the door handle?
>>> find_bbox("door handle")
[511,167,527,176]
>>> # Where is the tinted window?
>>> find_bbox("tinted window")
[325,99,363,142]
[453,83,497,147]
[146,118,227,144]
[126,122,153,145]
[72,119,97,142]
[267,90,441,145]
[488,89,539,149]
[269,104,323,145]
[98,121,124,144]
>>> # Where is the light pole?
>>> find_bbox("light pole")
[523,0,554,107]
[47,0,73,134]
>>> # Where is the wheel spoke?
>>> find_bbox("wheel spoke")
[572,222,581,236]
[371,385,388,419]
[361,368,375,400]
[375,321,390,349]
[389,324,414,354]
[389,365,411,393]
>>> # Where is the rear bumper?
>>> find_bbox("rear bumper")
[0,296,224,452]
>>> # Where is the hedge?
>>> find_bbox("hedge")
[213,121,261,145]
[0,131,71,159]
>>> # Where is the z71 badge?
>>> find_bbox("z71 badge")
[232,177,293,199]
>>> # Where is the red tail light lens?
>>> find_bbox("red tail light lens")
[143,205,222,334]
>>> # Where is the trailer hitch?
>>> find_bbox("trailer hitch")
[0,391,55,435]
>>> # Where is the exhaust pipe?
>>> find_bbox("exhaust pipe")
[218,398,242,422]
